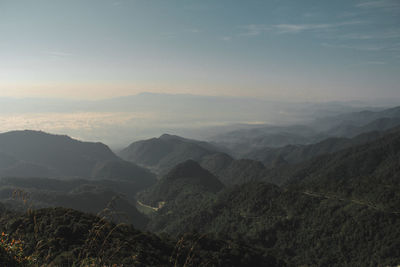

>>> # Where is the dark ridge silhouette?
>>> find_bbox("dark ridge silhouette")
[138,160,224,206]
[0,130,119,178]
[246,129,384,167]
[91,160,157,188]
[119,133,226,174]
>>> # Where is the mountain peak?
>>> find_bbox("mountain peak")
[165,160,213,180]
[159,133,183,140]
[140,160,224,204]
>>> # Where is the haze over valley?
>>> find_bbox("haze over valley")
[0,0,399,266]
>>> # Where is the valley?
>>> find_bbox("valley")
[0,105,399,266]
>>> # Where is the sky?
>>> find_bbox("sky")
[0,0,399,102]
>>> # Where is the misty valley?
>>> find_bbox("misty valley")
[2,0,400,265]
[0,105,399,266]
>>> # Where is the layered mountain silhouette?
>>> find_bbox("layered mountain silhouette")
[314,105,400,131]
[144,128,400,265]
[246,129,385,168]
[0,176,150,228]
[0,105,400,266]
[209,125,322,156]
[264,127,400,210]
[210,105,400,156]
[0,130,118,177]
[91,160,156,187]
[119,134,226,174]
[200,155,267,186]
[138,160,224,206]
[0,130,157,186]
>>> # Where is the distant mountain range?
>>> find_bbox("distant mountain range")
[209,105,400,156]
[245,129,384,168]
[0,93,378,148]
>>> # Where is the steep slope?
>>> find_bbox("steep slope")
[91,160,157,190]
[145,127,400,265]
[211,159,267,186]
[0,176,149,229]
[264,127,400,210]
[0,206,277,266]
[147,180,400,266]
[0,130,119,178]
[199,152,234,175]
[138,160,224,206]
[246,130,384,167]
[119,134,224,174]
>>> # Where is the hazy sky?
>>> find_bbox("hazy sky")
[0,0,399,101]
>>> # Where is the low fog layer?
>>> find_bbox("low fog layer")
[0,93,386,148]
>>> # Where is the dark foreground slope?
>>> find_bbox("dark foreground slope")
[147,180,400,266]
[0,206,278,267]
[0,176,154,229]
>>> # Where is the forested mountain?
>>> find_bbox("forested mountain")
[0,112,400,266]
[147,181,400,266]
[0,130,118,178]
[314,105,400,131]
[0,176,150,229]
[138,160,224,206]
[265,127,400,210]
[0,206,278,266]
[246,129,384,167]
[210,105,400,156]
[201,156,268,186]
[91,160,157,188]
[119,134,226,174]
[139,127,400,265]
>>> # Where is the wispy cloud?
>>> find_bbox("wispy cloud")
[356,0,400,9]
[239,21,363,36]
[321,42,387,51]
[347,60,388,67]
[238,24,269,36]
[43,51,73,57]
[356,0,400,13]
[185,29,202,33]
[364,61,386,65]
[339,30,400,40]
[275,21,363,34]
[220,36,232,41]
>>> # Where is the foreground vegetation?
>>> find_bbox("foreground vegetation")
[0,205,279,266]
